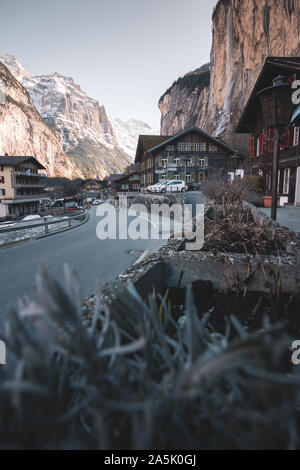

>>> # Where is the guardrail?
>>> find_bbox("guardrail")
[0,210,88,235]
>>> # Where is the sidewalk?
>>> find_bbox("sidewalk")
[259,206,300,233]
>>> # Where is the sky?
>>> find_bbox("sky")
[1,0,217,129]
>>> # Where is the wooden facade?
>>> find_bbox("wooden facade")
[81,180,104,199]
[135,127,236,188]
[112,172,140,197]
[236,57,300,206]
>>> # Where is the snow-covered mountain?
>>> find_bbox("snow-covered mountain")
[0,53,132,178]
[111,118,158,158]
[0,53,30,82]
[0,62,78,178]
[22,73,117,152]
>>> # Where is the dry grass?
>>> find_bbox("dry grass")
[0,268,299,449]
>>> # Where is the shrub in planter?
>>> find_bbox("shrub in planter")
[0,268,300,450]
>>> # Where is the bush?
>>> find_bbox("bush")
[0,268,299,449]
[202,176,263,207]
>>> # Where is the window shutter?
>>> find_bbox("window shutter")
[261,131,267,155]
[250,137,255,158]
[280,129,291,149]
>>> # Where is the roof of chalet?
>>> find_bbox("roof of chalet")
[81,179,103,188]
[113,171,140,183]
[109,174,126,182]
[0,155,45,169]
[145,126,236,155]
[135,135,171,163]
[236,57,300,134]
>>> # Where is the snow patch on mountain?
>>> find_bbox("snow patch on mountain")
[111,118,159,159]
[22,73,116,153]
[0,53,30,82]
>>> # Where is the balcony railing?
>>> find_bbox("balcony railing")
[13,194,46,200]
[13,170,40,176]
[14,183,46,189]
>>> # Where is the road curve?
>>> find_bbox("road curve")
[0,206,163,317]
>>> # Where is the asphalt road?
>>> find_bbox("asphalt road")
[0,192,205,317]
[0,205,163,317]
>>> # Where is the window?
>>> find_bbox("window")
[0,189,5,196]
[283,168,290,195]
[174,174,179,181]
[208,144,218,152]
[162,157,168,167]
[166,145,175,152]
[294,127,300,146]
[121,184,129,190]
[199,158,205,168]
[178,142,191,152]
[194,142,206,152]
[186,158,192,167]
[0,176,4,184]
[186,173,191,183]
[174,157,180,166]
[161,174,167,181]
[132,184,140,190]
[0,165,3,172]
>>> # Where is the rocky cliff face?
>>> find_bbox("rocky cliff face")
[23,73,116,152]
[159,64,210,137]
[21,72,132,179]
[1,54,132,179]
[159,0,300,150]
[0,62,78,178]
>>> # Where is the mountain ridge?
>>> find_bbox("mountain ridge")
[0,54,133,178]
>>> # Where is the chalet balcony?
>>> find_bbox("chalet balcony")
[13,176,46,189]
[14,183,46,189]
[154,165,206,174]
[13,171,40,177]
[1,193,46,203]
[14,194,46,200]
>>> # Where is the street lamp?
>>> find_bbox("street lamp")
[257,75,295,220]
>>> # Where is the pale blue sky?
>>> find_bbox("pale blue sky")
[1,0,217,128]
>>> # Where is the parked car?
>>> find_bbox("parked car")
[65,202,79,212]
[52,199,65,208]
[147,183,161,193]
[165,180,186,193]
[156,181,169,193]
